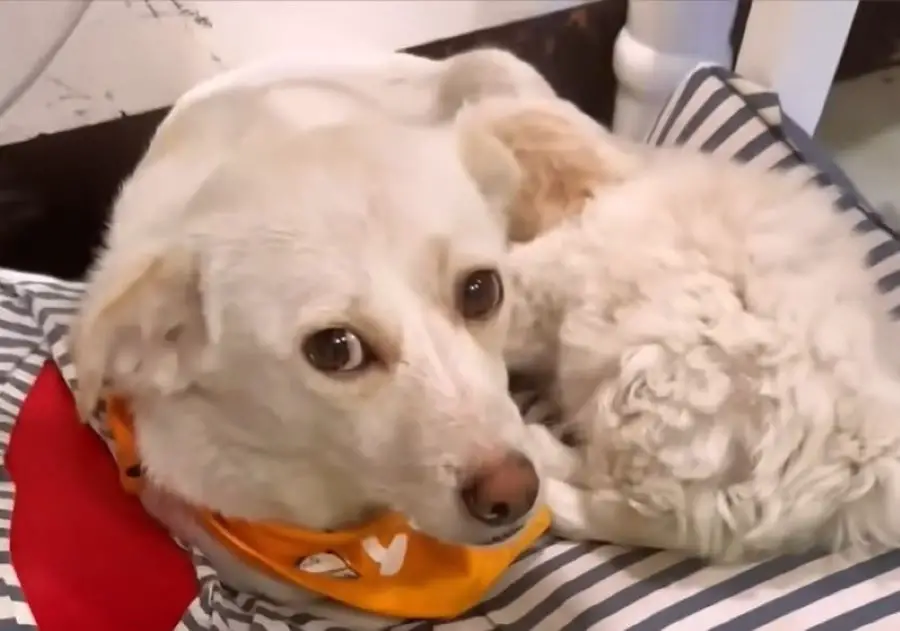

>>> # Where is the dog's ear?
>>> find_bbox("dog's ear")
[456,117,523,216]
[71,243,208,421]
[459,99,645,242]
[435,48,556,119]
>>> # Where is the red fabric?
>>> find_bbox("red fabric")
[6,361,197,631]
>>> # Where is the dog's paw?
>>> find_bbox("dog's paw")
[541,478,619,543]
[525,422,581,482]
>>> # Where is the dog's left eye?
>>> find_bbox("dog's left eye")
[457,268,504,321]
[302,328,375,374]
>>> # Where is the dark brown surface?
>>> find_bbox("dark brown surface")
[730,0,752,63]
[0,0,626,280]
[835,0,900,82]
[0,109,166,280]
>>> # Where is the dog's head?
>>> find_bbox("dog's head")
[71,62,550,546]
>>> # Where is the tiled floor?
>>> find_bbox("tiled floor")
[817,65,900,227]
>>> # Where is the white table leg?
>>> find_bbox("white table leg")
[735,0,859,136]
[613,0,739,140]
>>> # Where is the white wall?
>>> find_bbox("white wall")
[0,0,590,146]
[735,0,858,134]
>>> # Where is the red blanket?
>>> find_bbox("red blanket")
[6,361,197,631]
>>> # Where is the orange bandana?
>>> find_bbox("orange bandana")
[105,396,550,619]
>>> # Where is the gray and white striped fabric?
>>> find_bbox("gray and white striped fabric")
[2,66,900,630]
[0,271,84,630]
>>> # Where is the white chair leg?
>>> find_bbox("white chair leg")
[613,0,739,140]
[735,0,859,136]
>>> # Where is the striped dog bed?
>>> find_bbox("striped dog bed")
[1,66,899,630]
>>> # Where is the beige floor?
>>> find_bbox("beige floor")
[817,66,900,226]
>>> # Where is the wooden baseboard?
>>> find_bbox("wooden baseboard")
[835,1,900,82]
[0,0,626,280]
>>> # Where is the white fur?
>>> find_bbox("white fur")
[489,98,900,562]
[70,49,555,622]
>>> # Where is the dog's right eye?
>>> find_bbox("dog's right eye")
[302,328,375,374]
[457,268,504,321]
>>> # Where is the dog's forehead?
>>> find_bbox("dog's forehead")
[193,120,506,310]
[205,121,498,237]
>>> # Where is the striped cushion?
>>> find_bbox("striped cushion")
[1,67,899,631]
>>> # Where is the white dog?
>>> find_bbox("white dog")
[466,95,900,563]
[70,50,557,626]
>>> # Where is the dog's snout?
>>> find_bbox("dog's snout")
[460,451,539,526]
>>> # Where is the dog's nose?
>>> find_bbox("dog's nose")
[460,451,539,526]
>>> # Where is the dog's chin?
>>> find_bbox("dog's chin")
[410,517,527,549]
[468,523,527,548]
